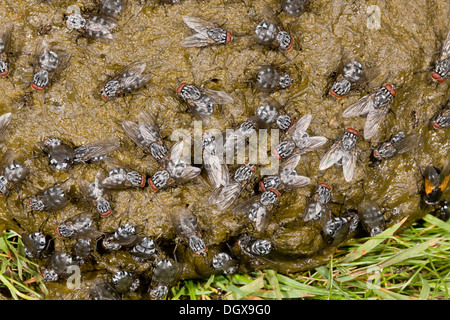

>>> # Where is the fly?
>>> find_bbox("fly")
[251,96,294,130]
[0,150,29,197]
[431,30,450,83]
[78,170,113,217]
[319,128,359,182]
[177,82,234,120]
[101,157,147,190]
[66,11,118,42]
[181,15,232,47]
[56,211,103,239]
[342,84,396,139]
[31,40,70,92]
[253,64,293,93]
[369,132,420,167]
[357,199,385,237]
[0,24,12,78]
[202,130,229,188]
[170,207,207,256]
[254,5,293,51]
[430,100,450,130]
[272,114,327,160]
[122,110,169,163]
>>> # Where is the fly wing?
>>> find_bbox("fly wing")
[342,93,376,118]
[424,166,440,195]
[168,140,185,163]
[209,181,242,211]
[232,196,259,216]
[296,136,328,155]
[200,87,234,104]
[439,30,450,61]
[392,132,421,154]
[34,40,49,64]
[261,4,284,30]
[49,51,71,81]
[287,114,312,138]
[172,165,201,186]
[182,15,218,33]
[280,154,300,171]
[0,24,12,54]
[75,139,120,163]
[281,173,311,190]
[319,141,344,171]
[438,159,450,192]
[86,14,118,41]
[122,120,151,153]
[204,150,229,188]
[114,61,149,89]
[181,33,216,47]
[342,148,357,182]
[138,110,164,143]
[0,113,12,136]
[363,106,389,139]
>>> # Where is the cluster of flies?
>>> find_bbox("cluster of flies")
[0,0,449,300]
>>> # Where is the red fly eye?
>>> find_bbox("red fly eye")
[31,83,44,91]
[373,150,380,158]
[319,182,331,190]
[268,188,281,197]
[259,181,266,192]
[1,71,9,77]
[347,128,359,136]
[226,31,232,44]
[432,121,443,129]
[329,89,342,99]
[272,148,281,160]
[0,193,4,196]
[101,209,112,217]
[56,226,61,237]
[176,82,186,95]
[431,72,444,83]
[148,178,158,191]
[250,165,256,172]
[286,37,293,51]
[385,84,396,96]
[140,174,146,188]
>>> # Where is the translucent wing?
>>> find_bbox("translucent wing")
[439,30,450,61]
[0,113,12,136]
[363,106,389,139]
[182,15,218,33]
[181,33,215,47]
[122,120,150,153]
[110,61,147,82]
[342,93,376,118]
[286,114,312,138]
[392,132,420,154]
[0,24,12,53]
[75,139,120,162]
[201,87,234,104]
[209,181,242,211]
[319,141,344,171]
[342,148,357,182]
[295,136,328,155]
[261,4,284,30]
[172,165,201,185]
[204,150,229,188]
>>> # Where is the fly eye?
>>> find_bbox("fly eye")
[176,82,186,95]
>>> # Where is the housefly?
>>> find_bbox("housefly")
[90,282,121,300]
[238,234,272,258]
[31,40,70,92]
[357,199,385,237]
[42,251,77,282]
[100,157,147,190]
[209,163,256,211]
[111,270,140,294]
[421,161,450,206]
[170,207,207,256]
[253,64,293,93]
[319,128,359,182]
[130,236,157,262]
[0,150,29,197]
[176,82,234,120]
[122,110,169,163]
[369,132,420,167]
[202,130,229,188]
[101,222,139,251]
[66,11,118,42]
[212,252,238,274]
[233,188,280,233]
[329,60,371,99]
[323,210,359,246]
[72,239,92,264]
[431,30,450,83]
[342,84,396,139]
[56,211,103,239]
[251,96,294,130]
[22,231,52,259]
[180,15,232,47]
[272,114,327,160]
[430,100,450,130]
[259,154,310,192]
[29,186,69,212]
[101,61,151,100]
[42,137,119,171]
[149,259,183,300]
[148,141,201,191]
[302,183,332,223]
[0,24,12,77]
[78,170,112,217]
[254,5,293,51]
[281,0,311,17]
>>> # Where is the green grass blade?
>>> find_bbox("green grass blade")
[225,277,264,300]
[339,217,408,264]
[264,270,282,300]
[423,214,450,233]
